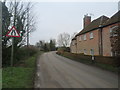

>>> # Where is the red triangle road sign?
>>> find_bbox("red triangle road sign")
[6,26,20,37]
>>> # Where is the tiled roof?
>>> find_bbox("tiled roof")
[102,10,120,27]
[76,15,109,36]
[72,37,76,40]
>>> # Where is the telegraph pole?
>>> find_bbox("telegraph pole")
[27,7,29,47]
[10,2,16,67]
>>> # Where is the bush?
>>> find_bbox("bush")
[57,47,70,54]
[14,46,38,64]
[57,51,118,67]
[2,46,38,67]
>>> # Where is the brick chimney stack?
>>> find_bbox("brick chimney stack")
[83,15,91,28]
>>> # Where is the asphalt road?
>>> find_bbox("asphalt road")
[35,51,118,88]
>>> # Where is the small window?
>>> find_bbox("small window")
[90,32,93,39]
[84,49,87,55]
[90,49,94,55]
[110,26,118,37]
[83,34,86,40]
[111,51,113,56]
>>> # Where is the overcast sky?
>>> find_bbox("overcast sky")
[29,1,119,45]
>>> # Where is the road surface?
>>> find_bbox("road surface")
[34,51,118,88]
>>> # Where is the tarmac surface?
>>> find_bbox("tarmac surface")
[34,51,118,88]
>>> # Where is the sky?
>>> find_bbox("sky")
[29,1,119,45]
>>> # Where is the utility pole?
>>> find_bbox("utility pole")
[27,6,29,47]
[10,1,16,67]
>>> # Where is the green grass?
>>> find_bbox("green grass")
[0,69,2,89]
[95,63,118,72]
[2,67,34,88]
[2,51,43,88]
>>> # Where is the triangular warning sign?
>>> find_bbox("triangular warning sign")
[6,26,20,37]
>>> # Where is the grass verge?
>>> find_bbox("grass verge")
[2,51,43,88]
[57,52,118,73]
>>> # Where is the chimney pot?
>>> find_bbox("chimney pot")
[84,15,91,28]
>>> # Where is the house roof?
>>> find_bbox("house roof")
[76,15,109,36]
[102,10,120,27]
[72,37,76,41]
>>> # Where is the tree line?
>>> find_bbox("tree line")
[35,32,77,52]
[36,39,56,52]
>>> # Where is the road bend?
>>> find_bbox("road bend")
[34,51,118,88]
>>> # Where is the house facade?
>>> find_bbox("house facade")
[70,10,120,56]
[70,37,77,53]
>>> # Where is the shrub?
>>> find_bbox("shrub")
[57,51,118,67]
[3,46,38,67]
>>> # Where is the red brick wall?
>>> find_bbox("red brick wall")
[76,29,99,55]
[102,23,119,56]
[70,23,119,56]
[70,40,77,53]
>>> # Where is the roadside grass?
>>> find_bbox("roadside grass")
[2,51,43,88]
[57,52,118,73]
[0,69,2,89]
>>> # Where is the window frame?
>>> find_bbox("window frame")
[84,49,87,55]
[90,32,93,39]
[83,34,87,41]
[110,26,118,37]
[90,49,94,55]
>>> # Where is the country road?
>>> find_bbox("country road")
[34,51,118,88]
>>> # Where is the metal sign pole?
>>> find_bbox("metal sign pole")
[11,37,14,67]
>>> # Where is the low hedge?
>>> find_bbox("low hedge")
[57,51,119,67]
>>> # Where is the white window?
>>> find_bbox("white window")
[90,49,94,55]
[90,32,93,39]
[83,34,86,40]
[79,36,82,41]
[84,49,87,55]
[111,51,113,56]
[110,26,118,37]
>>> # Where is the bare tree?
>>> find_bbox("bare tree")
[6,0,35,47]
[57,32,70,47]
[2,1,36,65]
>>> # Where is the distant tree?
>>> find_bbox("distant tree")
[49,39,56,51]
[36,40,45,51]
[43,43,49,52]
[57,32,70,47]
[36,39,56,51]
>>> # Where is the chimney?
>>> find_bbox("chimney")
[83,15,91,28]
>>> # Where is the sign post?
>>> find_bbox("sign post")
[11,37,14,67]
[6,26,20,67]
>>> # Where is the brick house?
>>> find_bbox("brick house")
[70,10,120,56]
[70,37,77,53]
